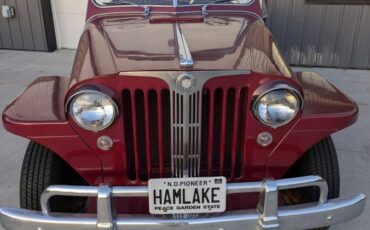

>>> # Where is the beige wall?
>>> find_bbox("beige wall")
[51,0,88,49]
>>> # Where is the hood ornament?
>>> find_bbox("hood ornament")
[175,24,194,68]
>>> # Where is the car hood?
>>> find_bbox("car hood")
[70,13,292,85]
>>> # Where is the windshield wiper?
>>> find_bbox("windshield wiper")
[102,0,150,15]
[202,0,236,15]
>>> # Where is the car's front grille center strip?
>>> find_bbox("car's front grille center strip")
[171,90,201,178]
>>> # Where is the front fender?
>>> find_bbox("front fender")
[266,72,358,178]
[2,76,103,185]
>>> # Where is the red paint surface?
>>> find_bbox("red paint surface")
[70,8,291,87]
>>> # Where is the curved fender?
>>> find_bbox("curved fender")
[2,76,103,185]
[266,72,358,178]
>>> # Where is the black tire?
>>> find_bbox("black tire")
[282,136,340,230]
[20,141,87,213]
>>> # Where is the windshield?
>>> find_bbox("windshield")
[94,0,254,6]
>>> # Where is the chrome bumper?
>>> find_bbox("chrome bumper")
[0,176,366,230]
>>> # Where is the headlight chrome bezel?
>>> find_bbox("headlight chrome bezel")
[66,89,119,132]
[252,84,304,128]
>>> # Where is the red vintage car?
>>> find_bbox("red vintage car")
[0,0,366,229]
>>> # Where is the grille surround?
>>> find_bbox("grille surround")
[120,71,250,182]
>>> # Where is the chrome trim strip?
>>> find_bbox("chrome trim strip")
[175,23,194,68]
[202,0,254,15]
[0,176,366,230]
[173,92,187,177]
[86,10,263,24]
[91,0,256,9]
[118,71,250,178]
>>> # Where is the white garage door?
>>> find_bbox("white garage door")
[51,0,88,49]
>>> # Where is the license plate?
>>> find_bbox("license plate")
[148,177,227,215]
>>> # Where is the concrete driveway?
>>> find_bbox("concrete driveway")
[0,50,369,230]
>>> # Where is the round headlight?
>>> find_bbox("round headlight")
[68,90,118,132]
[254,87,302,128]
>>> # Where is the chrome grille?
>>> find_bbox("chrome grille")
[171,91,202,178]
[120,71,250,183]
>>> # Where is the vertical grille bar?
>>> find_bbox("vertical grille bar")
[219,89,228,176]
[172,92,176,177]
[224,88,236,178]
[212,89,223,176]
[196,91,201,176]
[173,92,184,178]
[192,93,197,177]
[161,90,171,177]
[143,91,152,179]
[188,94,193,177]
[206,89,215,176]
[235,87,248,178]
[131,90,140,181]
[157,91,164,177]
[180,94,187,177]
[187,92,201,177]
[122,90,136,181]
[148,90,162,178]
[200,89,210,177]
[135,90,148,181]
[230,89,241,179]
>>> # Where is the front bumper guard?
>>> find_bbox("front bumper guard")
[0,176,366,230]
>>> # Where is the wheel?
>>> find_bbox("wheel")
[281,136,340,230]
[20,141,87,213]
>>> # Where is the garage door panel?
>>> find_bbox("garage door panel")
[28,0,47,51]
[53,0,88,15]
[5,0,23,49]
[52,0,88,49]
[56,14,86,49]
[0,0,13,49]
[15,0,34,50]
[351,5,370,69]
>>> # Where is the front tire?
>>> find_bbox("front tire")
[20,141,87,213]
[282,136,340,230]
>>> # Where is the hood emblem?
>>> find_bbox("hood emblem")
[176,74,196,92]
